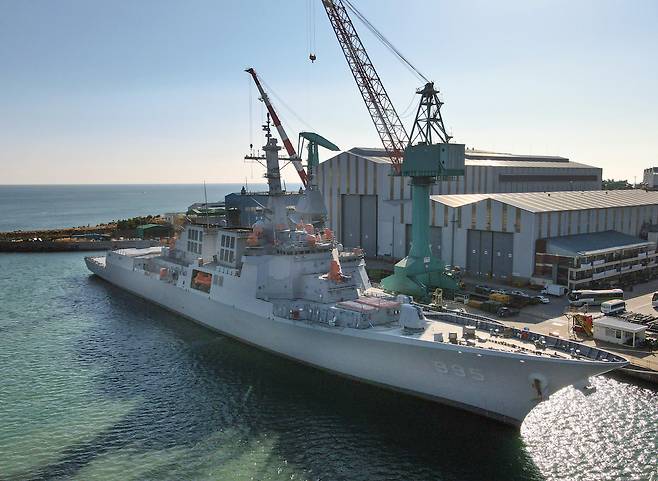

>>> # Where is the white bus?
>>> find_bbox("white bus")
[568,289,624,307]
[600,299,626,315]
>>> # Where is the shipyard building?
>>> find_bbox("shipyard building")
[317,148,658,288]
[317,147,602,260]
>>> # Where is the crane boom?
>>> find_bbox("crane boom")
[245,68,308,187]
[320,0,408,173]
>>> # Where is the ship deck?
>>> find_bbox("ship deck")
[376,310,626,364]
[418,319,575,360]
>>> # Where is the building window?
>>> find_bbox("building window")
[515,208,521,233]
[444,205,448,227]
[389,174,394,200]
[471,204,477,229]
[486,199,492,231]
[501,204,508,232]
[346,154,351,195]
[457,207,462,229]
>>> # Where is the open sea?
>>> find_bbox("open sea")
[0,185,656,481]
[0,184,280,232]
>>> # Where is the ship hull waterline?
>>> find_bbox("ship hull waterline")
[86,257,624,427]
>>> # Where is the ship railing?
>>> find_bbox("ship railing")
[271,301,373,329]
[426,310,626,363]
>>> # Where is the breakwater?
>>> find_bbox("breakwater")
[0,239,159,252]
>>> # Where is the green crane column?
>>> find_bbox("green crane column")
[408,176,432,260]
[381,173,459,299]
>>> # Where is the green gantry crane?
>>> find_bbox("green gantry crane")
[321,0,465,299]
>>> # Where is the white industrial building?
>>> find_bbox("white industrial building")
[317,145,658,286]
[430,190,658,286]
[643,167,658,189]
[317,146,602,263]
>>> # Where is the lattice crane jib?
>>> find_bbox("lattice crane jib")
[321,0,408,172]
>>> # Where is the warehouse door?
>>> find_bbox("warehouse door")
[479,231,494,277]
[341,195,361,248]
[360,195,377,256]
[405,224,412,255]
[467,229,497,277]
[466,230,481,276]
[492,232,514,280]
[429,226,442,260]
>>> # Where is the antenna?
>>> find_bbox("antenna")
[203,180,210,228]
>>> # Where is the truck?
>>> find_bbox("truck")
[541,284,568,297]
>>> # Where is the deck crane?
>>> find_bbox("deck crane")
[245,68,309,188]
[320,0,466,298]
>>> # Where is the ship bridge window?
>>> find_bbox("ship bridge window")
[187,240,201,254]
[187,229,204,254]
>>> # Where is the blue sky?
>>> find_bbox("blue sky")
[1,0,657,184]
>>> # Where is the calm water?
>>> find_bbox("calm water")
[0,252,656,481]
[0,184,282,232]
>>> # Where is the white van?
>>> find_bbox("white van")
[600,299,626,316]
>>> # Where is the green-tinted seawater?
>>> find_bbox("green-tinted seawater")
[0,252,656,481]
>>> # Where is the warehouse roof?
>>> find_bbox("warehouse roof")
[545,230,652,256]
[342,147,596,169]
[593,316,647,333]
[431,190,658,213]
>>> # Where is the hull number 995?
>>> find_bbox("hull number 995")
[433,360,485,382]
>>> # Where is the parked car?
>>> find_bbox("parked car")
[497,306,519,318]
[533,295,550,304]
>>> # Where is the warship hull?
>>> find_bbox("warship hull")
[86,255,622,426]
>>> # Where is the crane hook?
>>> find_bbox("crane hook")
[309,53,317,63]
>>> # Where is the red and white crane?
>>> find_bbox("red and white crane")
[245,68,309,188]
[320,0,453,174]
[320,0,409,173]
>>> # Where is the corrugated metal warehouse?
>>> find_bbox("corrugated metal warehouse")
[316,143,658,286]
[428,190,658,286]
[317,147,603,260]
